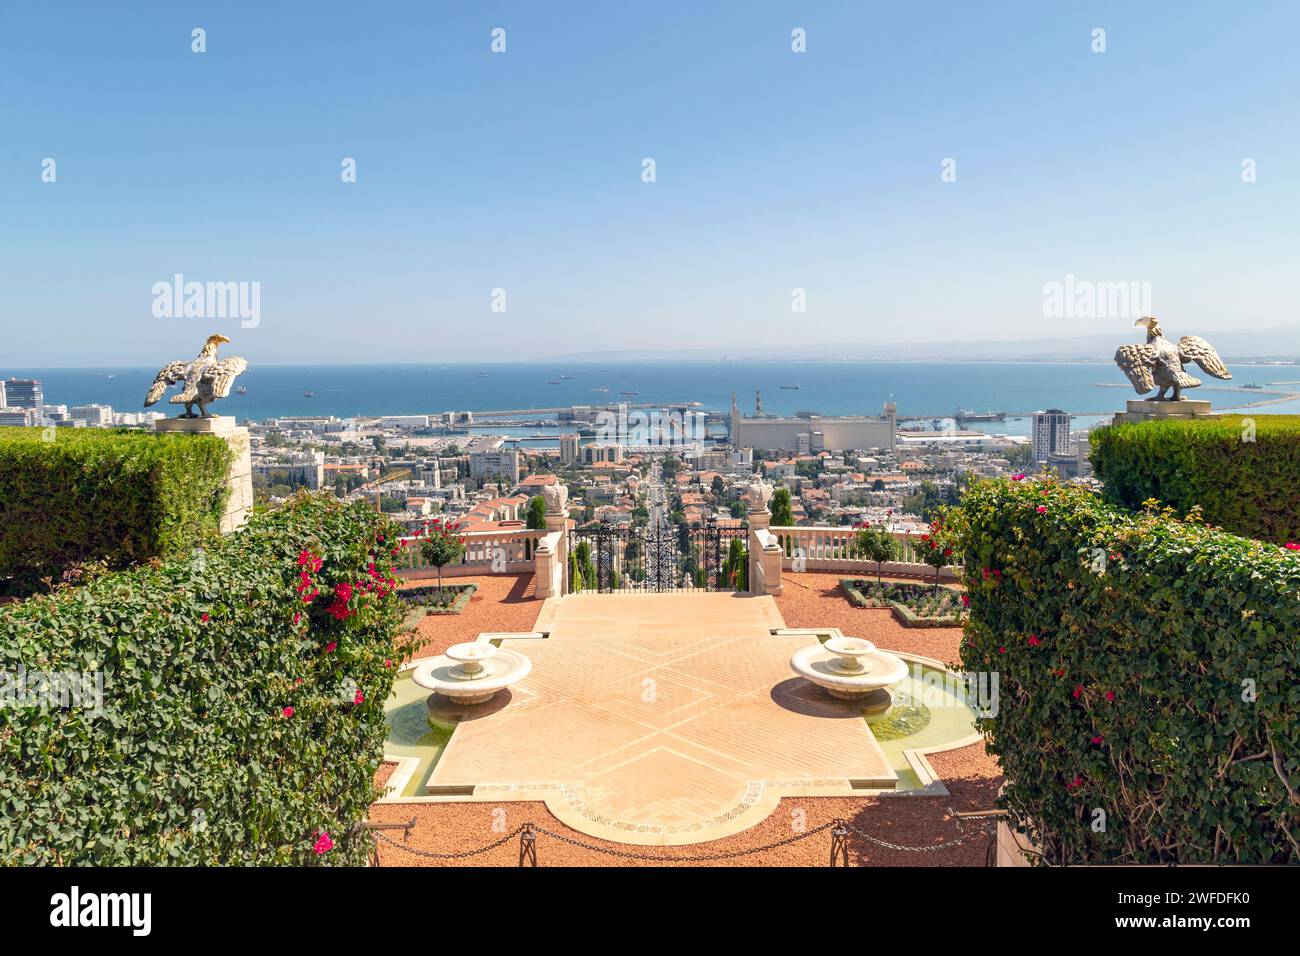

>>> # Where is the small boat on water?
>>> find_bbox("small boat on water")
[780,384,800,390]
[591,387,610,393]
[547,380,562,385]
[236,386,248,395]
[620,390,639,396]
[303,391,315,398]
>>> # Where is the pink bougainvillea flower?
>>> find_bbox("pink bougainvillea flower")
[981,568,990,580]
[1027,634,1041,646]
[960,594,970,607]
[327,599,351,621]
[1066,775,1082,791]
[294,678,303,686]
[1105,690,1115,702]
[992,569,1001,578]
[353,689,364,705]
[324,641,337,654]
[1036,505,1048,514]
[997,646,1006,654]
[281,706,295,718]
[1011,473,1026,481]
[1285,542,1300,551]
[335,582,353,603]
[384,658,393,668]
[313,831,333,855]
[297,549,312,566]
[293,612,301,626]
[1091,734,1104,745]
[201,612,210,623]
[1072,684,1084,699]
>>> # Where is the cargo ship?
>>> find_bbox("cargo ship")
[955,408,1006,422]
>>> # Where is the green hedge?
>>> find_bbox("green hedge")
[952,476,1300,865]
[0,493,407,865]
[1090,415,1300,544]
[0,428,233,595]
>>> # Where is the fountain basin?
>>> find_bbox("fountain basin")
[411,642,531,706]
[790,642,909,713]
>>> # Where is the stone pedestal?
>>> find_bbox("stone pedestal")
[1113,399,1219,427]
[155,416,252,533]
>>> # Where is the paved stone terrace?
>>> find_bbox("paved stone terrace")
[377,571,1001,864]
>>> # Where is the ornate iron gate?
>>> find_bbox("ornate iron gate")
[569,518,747,593]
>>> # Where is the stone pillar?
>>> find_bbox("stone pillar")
[1113,399,1220,427]
[155,416,253,533]
[541,483,571,596]
[747,507,770,595]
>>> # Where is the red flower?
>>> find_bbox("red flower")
[1036,505,1047,514]
[313,831,334,855]
[943,548,953,557]
[960,594,970,607]
[384,659,393,668]
[1066,775,1082,791]
[1091,734,1104,745]
[293,612,301,626]
[1105,690,1115,702]
[353,689,365,705]
[1072,684,1084,699]
[281,706,295,718]
[998,646,1006,654]
[992,569,1001,578]
[324,641,337,653]
[297,549,312,566]
[1011,473,1026,481]
[335,582,354,603]
[201,612,210,623]
[1027,634,1041,646]
[1286,543,1300,551]
[981,568,990,580]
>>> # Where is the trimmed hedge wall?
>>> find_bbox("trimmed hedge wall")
[1090,415,1300,544]
[952,476,1300,865]
[0,493,407,865]
[0,428,233,595]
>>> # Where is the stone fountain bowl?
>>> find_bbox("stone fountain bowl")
[790,642,910,713]
[411,643,532,706]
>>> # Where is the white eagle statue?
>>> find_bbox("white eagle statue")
[144,334,248,418]
[1114,316,1231,402]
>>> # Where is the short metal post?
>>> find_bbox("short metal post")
[518,823,537,867]
[829,818,849,867]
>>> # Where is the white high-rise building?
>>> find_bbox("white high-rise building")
[559,433,580,465]
[71,404,114,427]
[1032,409,1072,464]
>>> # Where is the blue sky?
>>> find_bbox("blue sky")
[2,1,1297,365]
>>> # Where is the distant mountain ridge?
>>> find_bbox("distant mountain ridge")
[549,324,1300,363]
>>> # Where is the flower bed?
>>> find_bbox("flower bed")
[397,582,477,624]
[840,579,966,627]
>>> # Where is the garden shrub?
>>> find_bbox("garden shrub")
[0,427,232,596]
[952,475,1300,864]
[1090,415,1300,544]
[0,492,407,865]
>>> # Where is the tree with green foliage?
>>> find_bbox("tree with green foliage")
[721,537,748,591]
[770,487,795,526]
[853,524,897,584]
[525,494,548,529]
[419,518,466,598]
[574,540,597,591]
[913,514,956,592]
[710,475,725,499]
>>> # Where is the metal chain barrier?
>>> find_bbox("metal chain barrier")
[371,825,523,860]
[527,819,838,862]
[840,819,994,854]
[370,815,995,865]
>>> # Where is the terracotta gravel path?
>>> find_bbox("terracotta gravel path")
[776,571,966,665]
[398,574,542,661]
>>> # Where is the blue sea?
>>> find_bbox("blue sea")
[7,361,1299,440]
